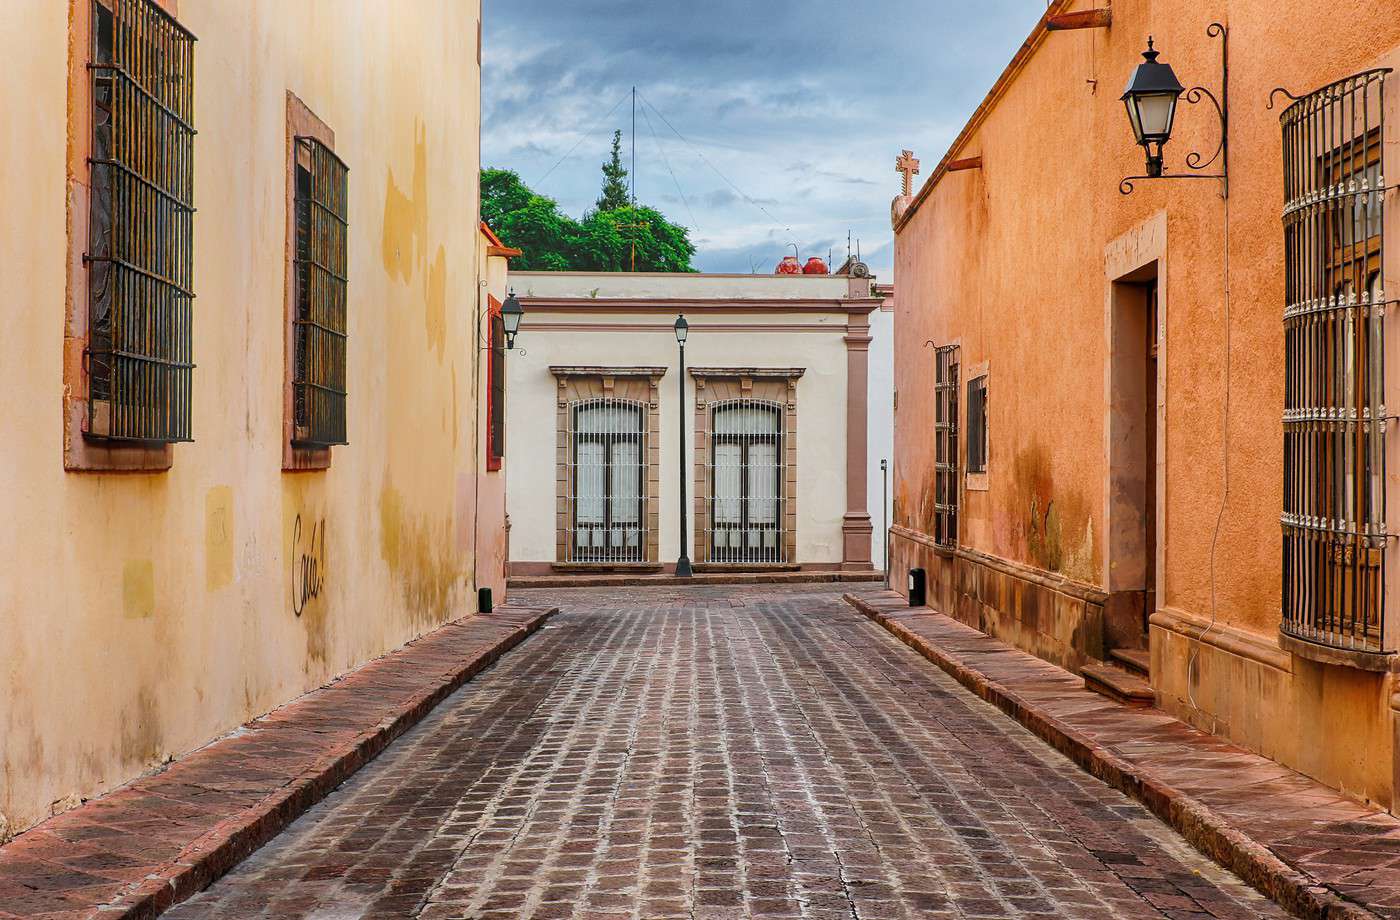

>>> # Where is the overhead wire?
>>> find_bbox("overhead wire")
[637,89,791,236]
[533,90,632,190]
[639,102,701,236]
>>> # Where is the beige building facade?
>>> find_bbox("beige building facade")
[0,0,503,837]
[508,272,880,574]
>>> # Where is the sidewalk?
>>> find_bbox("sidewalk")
[0,605,556,920]
[845,589,1400,920]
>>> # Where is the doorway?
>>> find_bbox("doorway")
[1107,267,1159,646]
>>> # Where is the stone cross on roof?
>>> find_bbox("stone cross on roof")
[896,149,920,197]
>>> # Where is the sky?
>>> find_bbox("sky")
[482,0,1050,280]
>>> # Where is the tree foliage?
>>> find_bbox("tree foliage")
[480,166,696,273]
[595,130,631,213]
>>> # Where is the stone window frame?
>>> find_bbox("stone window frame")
[691,367,803,568]
[550,366,665,567]
[63,0,186,472]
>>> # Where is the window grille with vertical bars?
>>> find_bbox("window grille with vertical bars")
[934,345,960,547]
[566,399,646,563]
[1281,68,1392,652]
[86,0,196,442]
[292,136,349,447]
[967,375,988,475]
[487,307,505,470]
[705,399,787,564]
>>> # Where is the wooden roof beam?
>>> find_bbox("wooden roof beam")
[1046,8,1112,31]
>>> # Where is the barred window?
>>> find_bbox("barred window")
[934,345,960,547]
[1281,68,1392,652]
[487,298,505,470]
[566,399,647,563]
[292,137,349,448]
[967,374,988,475]
[707,400,787,564]
[86,0,196,442]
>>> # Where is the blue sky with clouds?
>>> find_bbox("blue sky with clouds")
[482,0,1049,279]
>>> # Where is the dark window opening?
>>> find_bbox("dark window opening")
[86,0,196,443]
[291,136,349,448]
[966,375,988,475]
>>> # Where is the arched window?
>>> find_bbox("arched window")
[567,398,646,563]
[709,400,785,563]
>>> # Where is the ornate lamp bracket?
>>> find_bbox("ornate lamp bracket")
[1120,23,1229,197]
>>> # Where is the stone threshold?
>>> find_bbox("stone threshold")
[0,605,557,920]
[844,589,1400,920]
[510,570,883,589]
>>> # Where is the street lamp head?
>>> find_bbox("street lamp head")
[501,290,524,349]
[674,314,688,345]
[881,458,888,472]
[1121,37,1185,177]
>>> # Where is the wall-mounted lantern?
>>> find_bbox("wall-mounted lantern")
[501,290,524,350]
[1118,24,1229,196]
[1121,39,1184,178]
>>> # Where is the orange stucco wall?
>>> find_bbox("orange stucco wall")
[893,0,1400,807]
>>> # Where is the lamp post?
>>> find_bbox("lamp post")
[674,315,693,577]
[881,458,889,588]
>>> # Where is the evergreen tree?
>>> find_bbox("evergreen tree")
[595,130,631,212]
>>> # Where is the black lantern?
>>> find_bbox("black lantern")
[501,290,524,350]
[674,314,688,344]
[1121,38,1185,178]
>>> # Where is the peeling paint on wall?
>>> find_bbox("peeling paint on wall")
[381,122,428,284]
[204,485,235,591]
[425,244,447,358]
[1011,444,1096,582]
[122,560,155,620]
[379,483,463,626]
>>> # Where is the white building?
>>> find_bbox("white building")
[506,270,881,574]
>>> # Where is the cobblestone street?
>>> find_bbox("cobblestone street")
[166,584,1284,919]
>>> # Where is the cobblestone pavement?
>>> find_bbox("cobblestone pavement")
[167,584,1286,919]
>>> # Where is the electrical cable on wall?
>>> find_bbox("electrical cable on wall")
[1190,184,1231,714]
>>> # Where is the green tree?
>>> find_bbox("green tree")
[595,130,630,212]
[480,167,696,273]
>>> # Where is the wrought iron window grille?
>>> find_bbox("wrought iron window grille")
[85,0,197,443]
[1119,23,1229,197]
[565,398,648,564]
[291,136,349,448]
[703,399,788,565]
[932,343,961,548]
[1275,67,1394,654]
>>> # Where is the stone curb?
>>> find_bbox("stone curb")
[842,592,1377,920]
[2,605,556,920]
[510,571,883,589]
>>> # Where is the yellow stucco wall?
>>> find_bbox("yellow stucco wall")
[893,0,1400,807]
[0,0,485,836]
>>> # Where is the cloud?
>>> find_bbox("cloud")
[483,0,1048,282]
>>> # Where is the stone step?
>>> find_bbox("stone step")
[1108,647,1150,679]
[1082,663,1155,708]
